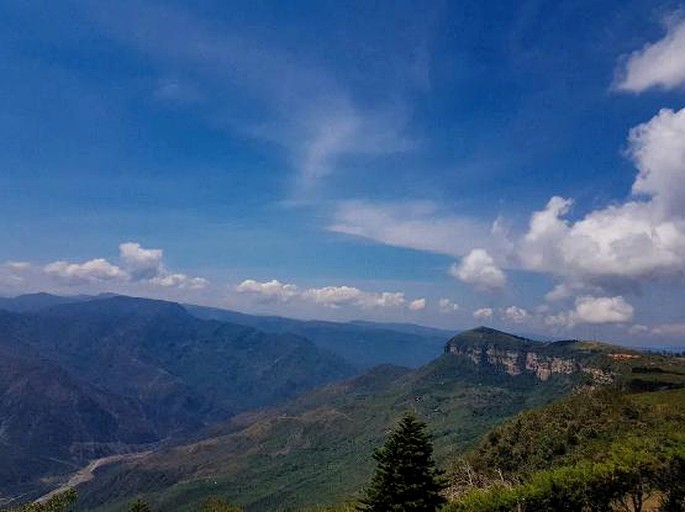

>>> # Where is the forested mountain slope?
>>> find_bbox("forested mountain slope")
[77,329,585,511]
[0,296,354,502]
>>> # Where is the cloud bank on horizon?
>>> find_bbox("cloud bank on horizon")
[1,2,685,344]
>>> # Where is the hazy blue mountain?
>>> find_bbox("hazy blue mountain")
[0,340,157,499]
[1,294,454,369]
[185,304,449,368]
[0,292,92,312]
[0,296,357,500]
[347,319,455,338]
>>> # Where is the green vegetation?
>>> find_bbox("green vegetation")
[4,325,683,512]
[445,389,685,511]
[79,350,570,511]
[359,412,446,512]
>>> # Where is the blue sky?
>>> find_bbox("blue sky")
[2,0,685,345]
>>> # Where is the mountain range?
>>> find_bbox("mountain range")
[0,293,456,503]
[1,293,683,511]
[75,328,685,511]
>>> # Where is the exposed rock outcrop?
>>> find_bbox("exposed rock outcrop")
[444,327,614,384]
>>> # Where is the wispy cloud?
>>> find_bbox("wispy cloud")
[329,200,508,259]
[331,106,685,298]
[84,0,416,193]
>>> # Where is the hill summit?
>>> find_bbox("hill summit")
[445,327,608,383]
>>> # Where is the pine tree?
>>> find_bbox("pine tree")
[359,412,447,512]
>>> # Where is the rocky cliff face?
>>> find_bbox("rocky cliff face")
[445,343,577,381]
[444,327,614,384]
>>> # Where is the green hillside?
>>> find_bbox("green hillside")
[443,346,685,512]
[13,326,683,512]
[0,296,355,501]
[445,387,685,511]
[78,331,583,511]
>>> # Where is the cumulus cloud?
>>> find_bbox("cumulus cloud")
[520,108,685,290]
[303,286,406,309]
[546,296,634,328]
[235,279,421,310]
[327,107,685,320]
[119,242,164,280]
[450,249,506,291]
[438,298,460,313]
[614,16,685,93]
[473,307,493,320]
[502,306,529,323]
[38,242,208,290]
[150,273,208,290]
[44,259,128,284]
[236,279,300,302]
[409,298,427,311]
[629,107,685,216]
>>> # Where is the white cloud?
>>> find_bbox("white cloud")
[236,279,300,302]
[546,296,634,328]
[44,259,128,284]
[329,201,501,258]
[38,242,208,290]
[235,279,418,310]
[574,296,634,324]
[327,107,685,309]
[651,322,685,336]
[409,298,427,311]
[544,282,596,302]
[3,261,31,271]
[87,2,417,192]
[293,106,413,188]
[450,249,506,291]
[438,298,460,313]
[0,262,32,287]
[473,307,493,320]
[629,107,685,216]
[302,286,406,309]
[615,16,685,93]
[519,108,685,289]
[151,273,208,290]
[119,242,164,280]
[502,306,529,323]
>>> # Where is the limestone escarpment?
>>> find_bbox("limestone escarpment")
[444,327,614,384]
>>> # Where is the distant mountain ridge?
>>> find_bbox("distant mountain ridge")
[185,304,451,368]
[0,295,356,501]
[0,293,455,369]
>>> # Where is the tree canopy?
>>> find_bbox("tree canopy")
[359,412,447,512]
